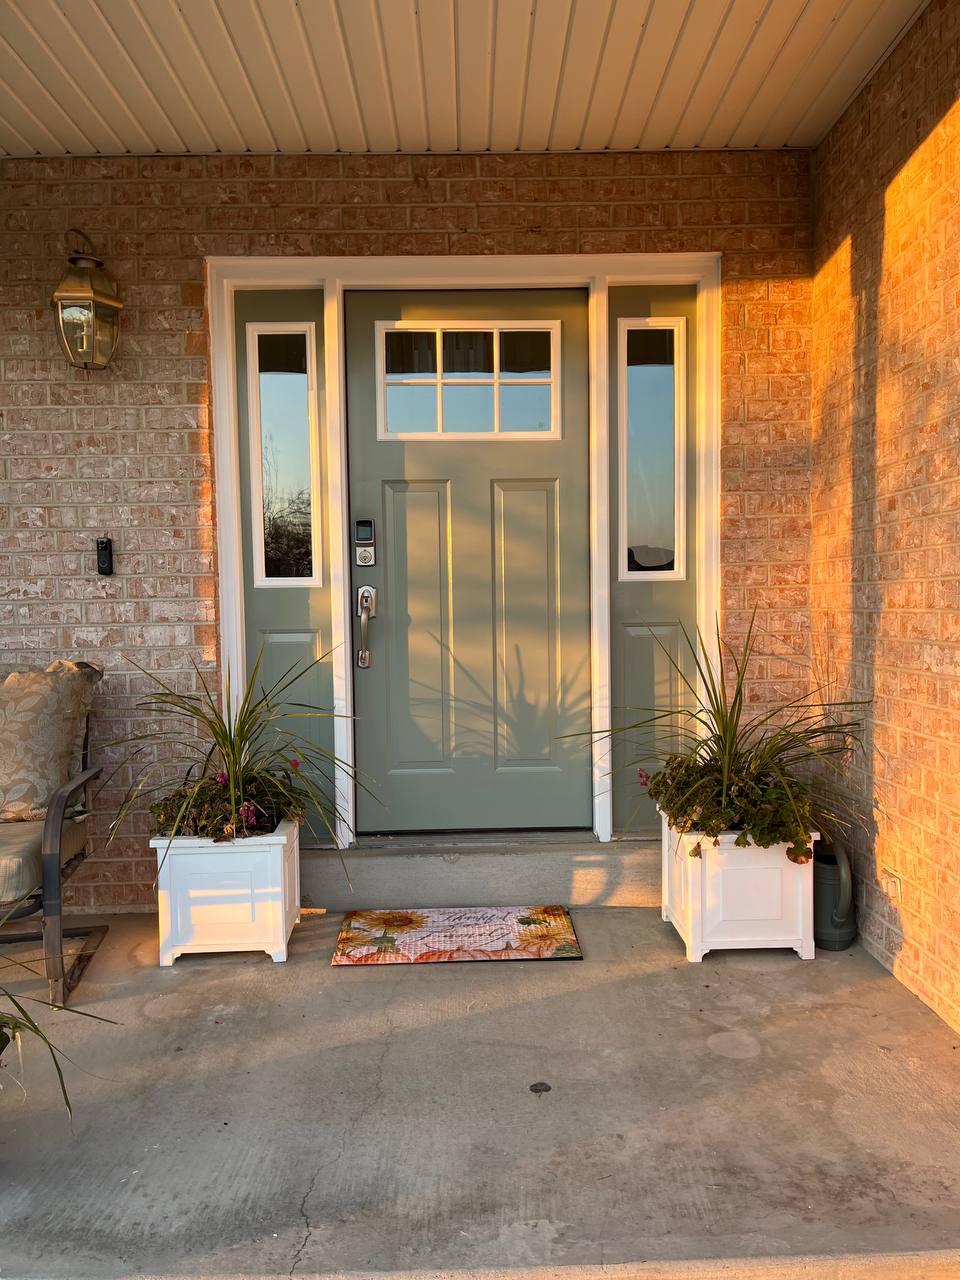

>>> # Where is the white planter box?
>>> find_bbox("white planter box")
[150,820,300,967]
[661,813,816,962]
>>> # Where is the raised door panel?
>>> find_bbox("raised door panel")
[493,479,560,769]
[253,629,334,840]
[256,629,327,690]
[383,480,453,772]
[615,622,683,830]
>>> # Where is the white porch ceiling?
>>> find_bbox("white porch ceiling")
[0,0,930,157]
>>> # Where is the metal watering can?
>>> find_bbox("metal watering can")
[813,842,857,950]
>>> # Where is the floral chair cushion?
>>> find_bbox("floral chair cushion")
[0,660,102,821]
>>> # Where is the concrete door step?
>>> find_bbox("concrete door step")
[288,1252,960,1280]
[300,834,660,911]
[589,1254,960,1279]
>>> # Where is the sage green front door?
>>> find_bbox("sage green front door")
[345,290,592,833]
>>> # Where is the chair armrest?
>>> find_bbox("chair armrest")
[41,768,102,859]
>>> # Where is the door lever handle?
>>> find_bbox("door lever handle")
[357,586,377,668]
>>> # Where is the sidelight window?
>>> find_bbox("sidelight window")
[377,321,560,439]
[246,322,322,587]
[618,317,686,581]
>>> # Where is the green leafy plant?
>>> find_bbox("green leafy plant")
[621,614,864,862]
[110,648,349,851]
[1,901,114,1117]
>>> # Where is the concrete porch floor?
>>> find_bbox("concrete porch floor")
[1,909,960,1280]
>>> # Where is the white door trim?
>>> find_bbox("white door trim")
[206,253,722,848]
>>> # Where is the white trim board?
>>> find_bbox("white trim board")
[206,253,722,848]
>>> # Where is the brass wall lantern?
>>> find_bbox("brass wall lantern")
[51,229,123,369]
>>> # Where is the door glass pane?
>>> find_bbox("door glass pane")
[385,330,437,380]
[442,330,493,379]
[442,384,494,433]
[625,327,676,572]
[500,330,551,380]
[500,383,551,433]
[257,332,313,579]
[386,383,439,433]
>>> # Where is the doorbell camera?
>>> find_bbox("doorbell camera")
[96,536,114,576]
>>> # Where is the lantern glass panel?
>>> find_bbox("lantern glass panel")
[93,303,120,367]
[60,302,95,365]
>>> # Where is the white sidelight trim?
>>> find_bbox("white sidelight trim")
[207,253,722,847]
[617,316,687,583]
[587,274,613,842]
[244,321,323,589]
[207,261,245,701]
[323,282,355,849]
[696,256,723,678]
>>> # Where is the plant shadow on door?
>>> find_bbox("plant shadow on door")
[362,629,592,822]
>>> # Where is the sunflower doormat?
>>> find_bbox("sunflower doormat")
[331,906,582,965]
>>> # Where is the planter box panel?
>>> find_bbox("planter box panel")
[173,864,259,938]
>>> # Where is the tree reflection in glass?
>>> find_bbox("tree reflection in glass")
[625,327,676,573]
[258,332,313,579]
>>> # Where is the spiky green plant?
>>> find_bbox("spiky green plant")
[110,648,350,854]
[619,613,865,862]
[1,900,115,1117]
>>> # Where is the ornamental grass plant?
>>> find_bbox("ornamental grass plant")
[111,648,347,851]
[624,614,864,862]
[1,902,113,1116]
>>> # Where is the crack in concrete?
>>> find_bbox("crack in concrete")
[289,1164,321,1278]
[289,974,401,1276]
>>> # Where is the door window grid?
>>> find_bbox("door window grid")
[376,320,560,439]
[245,321,323,588]
[617,316,687,583]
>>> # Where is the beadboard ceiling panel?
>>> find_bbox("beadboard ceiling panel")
[0,0,931,156]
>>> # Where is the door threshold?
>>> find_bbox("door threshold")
[352,827,595,850]
[299,827,661,853]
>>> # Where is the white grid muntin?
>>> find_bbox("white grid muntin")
[245,321,323,589]
[617,315,687,583]
[374,318,561,440]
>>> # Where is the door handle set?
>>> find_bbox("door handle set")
[357,585,377,668]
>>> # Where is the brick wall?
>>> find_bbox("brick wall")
[0,149,812,908]
[812,0,960,1030]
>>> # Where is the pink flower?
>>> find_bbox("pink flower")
[636,768,652,787]
[215,771,228,785]
[290,757,300,770]
[238,801,256,827]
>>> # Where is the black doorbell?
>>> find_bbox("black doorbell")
[96,537,114,576]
